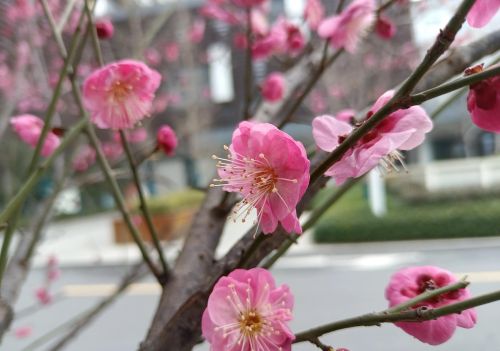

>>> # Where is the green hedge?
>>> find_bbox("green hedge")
[313,184,500,243]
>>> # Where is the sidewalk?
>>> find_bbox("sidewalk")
[31,212,500,267]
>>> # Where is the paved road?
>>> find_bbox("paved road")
[3,243,500,351]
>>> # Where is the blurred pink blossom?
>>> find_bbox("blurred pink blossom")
[156,125,178,156]
[164,43,180,63]
[10,115,61,157]
[261,72,285,102]
[35,287,53,305]
[466,0,500,28]
[14,326,33,339]
[102,142,124,162]
[95,18,114,39]
[188,19,206,43]
[318,0,375,53]
[375,15,396,40]
[73,145,97,172]
[304,0,325,31]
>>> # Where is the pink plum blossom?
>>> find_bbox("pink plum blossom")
[466,0,500,28]
[466,65,500,133]
[385,266,477,345]
[189,19,206,43]
[261,72,285,102]
[145,48,161,66]
[95,18,114,39]
[157,125,178,156]
[318,0,375,53]
[304,0,325,31]
[211,122,310,234]
[202,268,294,351]
[73,145,97,172]
[312,90,432,185]
[10,115,61,157]
[251,9,270,36]
[14,326,33,339]
[35,287,53,305]
[375,15,396,40]
[82,60,161,130]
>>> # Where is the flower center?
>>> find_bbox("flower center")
[211,146,297,228]
[110,80,132,101]
[239,309,263,336]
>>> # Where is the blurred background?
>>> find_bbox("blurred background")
[1,0,500,350]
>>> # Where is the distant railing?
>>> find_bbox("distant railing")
[390,156,500,191]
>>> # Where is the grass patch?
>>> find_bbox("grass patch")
[313,183,500,243]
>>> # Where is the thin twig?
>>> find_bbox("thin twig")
[119,131,170,280]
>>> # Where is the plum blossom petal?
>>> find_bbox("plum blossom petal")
[312,114,353,152]
[211,122,309,234]
[304,0,325,31]
[82,60,161,130]
[202,268,294,351]
[466,0,500,28]
[385,266,477,345]
[318,0,375,53]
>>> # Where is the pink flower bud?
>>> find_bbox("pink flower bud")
[156,125,178,156]
[95,19,114,39]
[467,66,500,133]
[375,15,396,40]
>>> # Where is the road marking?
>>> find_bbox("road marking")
[62,270,500,297]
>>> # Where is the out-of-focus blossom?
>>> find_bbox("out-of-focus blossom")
[145,48,161,66]
[153,93,170,113]
[304,0,325,30]
[336,109,356,123]
[200,3,241,24]
[188,19,206,43]
[261,72,285,102]
[156,125,178,156]
[73,145,97,172]
[385,266,477,345]
[14,326,32,339]
[318,0,375,53]
[47,255,61,282]
[375,15,396,39]
[251,9,270,36]
[231,0,268,7]
[35,287,53,305]
[113,128,148,144]
[10,115,61,157]
[466,0,500,28]
[234,32,249,49]
[211,122,310,234]
[95,18,114,39]
[310,90,327,114]
[164,43,180,63]
[466,64,500,133]
[82,60,161,130]
[312,90,433,185]
[202,268,294,351]
[252,17,305,59]
[102,142,124,162]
